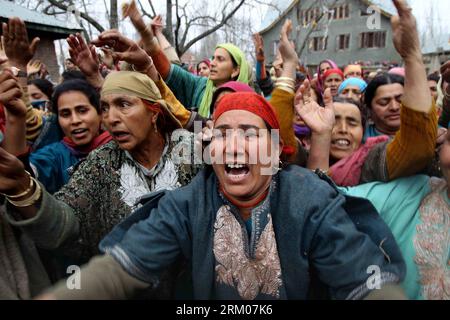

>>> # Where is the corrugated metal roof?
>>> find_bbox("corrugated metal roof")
[0,0,82,34]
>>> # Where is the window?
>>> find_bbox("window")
[310,36,328,52]
[329,4,350,20]
[337,34,350,50]
[360,31,386,48]
[301,7,321,26]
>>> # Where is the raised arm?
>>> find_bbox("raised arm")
[382,0,437,180]
[152,15,181,65]
[295,81,335,171]
[270,20,301,161]
[122,0,171,79]
[91,30,158,81]
[67,33,104,89]
[0,69,28,156]
[391,0,431,113]
[3,17,44,143]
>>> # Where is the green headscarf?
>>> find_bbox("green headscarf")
[198,43,250,118]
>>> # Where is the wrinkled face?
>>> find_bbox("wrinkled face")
[428,80,438,101]
[440,130,450,184]
[100,94,158,152]
[324,74,343,96]
[57,91,101,146]
[210,48,240,86]
[319,62,332,75]
[340,84,363,102]
[210,110,281,202]
[198,62,211,78]
[371,83,404,134]
[330,102,364,161]
[28,84,49,103]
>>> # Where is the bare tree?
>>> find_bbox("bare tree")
[13,0,279,59]
[295,0,339,57]
[45,0,105,33]
[109,0,118,29]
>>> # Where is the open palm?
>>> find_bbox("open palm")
[67,34,99,77]
[295,80,335,135]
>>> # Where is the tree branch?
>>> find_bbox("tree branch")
[137,0,154,19]
[297,0,339,57]
[47,0,105,33]
[179,0,245,55]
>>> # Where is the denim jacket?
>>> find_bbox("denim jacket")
[100,165,406,300]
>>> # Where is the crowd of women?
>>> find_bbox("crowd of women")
[0,0,448,300]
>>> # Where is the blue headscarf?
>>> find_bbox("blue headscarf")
[338,77,367,95]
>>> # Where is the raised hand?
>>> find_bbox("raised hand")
[151,15,164,35]
[0,147,29,195]
[92,30,153,74]
[295,79,335,135]
[253,33,265,63]
[101,47,115,69]
[2,17,40,70]
[122,0,158,53]
[278,19,298,65]
[391,0,420,60]
[67,33,100,78]
[0,36,8,69]
[0,71,22,104]
[27,60,42,76]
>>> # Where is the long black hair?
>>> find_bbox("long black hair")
[364,73,404,110]
[28,78,54,100]
[52,79,100,114]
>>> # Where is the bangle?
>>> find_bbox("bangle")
[276,82,295,91]
[6,177,42,208]
[276,77,296,83]
[0,171,32,199]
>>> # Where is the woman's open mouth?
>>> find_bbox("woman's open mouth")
[224,163,250,182]
[112,131,130,142]
[71,128,89,140]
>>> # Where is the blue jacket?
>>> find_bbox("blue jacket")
[100,166,405,300]
[30,141,79,194]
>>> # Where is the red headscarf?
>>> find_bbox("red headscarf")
[197,59,211,73]
[213,92,295,155]
[213,92,280,130]
[322,68,344,83]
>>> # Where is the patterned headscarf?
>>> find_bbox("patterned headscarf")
[101,71,182,131]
